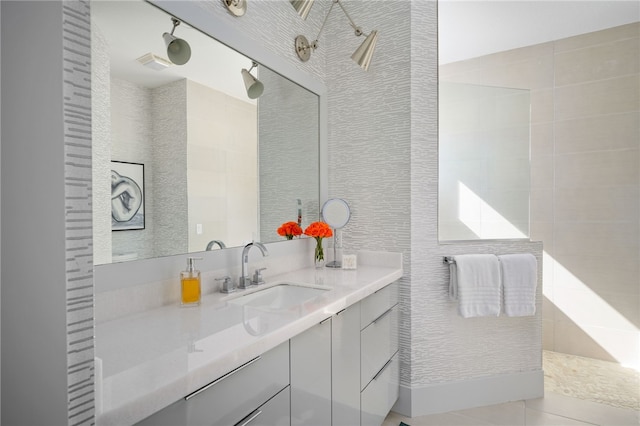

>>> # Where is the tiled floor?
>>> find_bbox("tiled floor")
[384,351,640,425]
[383,392,640,425]
[543,351,639,411]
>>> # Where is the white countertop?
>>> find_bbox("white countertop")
[95,251,403,425]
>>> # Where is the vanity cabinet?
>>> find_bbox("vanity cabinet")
[237,386,290,426]
[290,317,332,426]
[361,352,399,426]
[360,282,399,426]
[136,341,290,426]
[360,283,399,386]
[332,302,362,426]
[332,282,399,426]
[135,282,399,426]
[289,318,331,426]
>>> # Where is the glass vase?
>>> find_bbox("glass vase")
[314,238,325,269]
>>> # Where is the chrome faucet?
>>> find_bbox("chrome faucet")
[206,240,226,250]
[239,241,269,289]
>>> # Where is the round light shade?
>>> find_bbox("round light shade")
[163,33,191,65]
[241,69,264,99]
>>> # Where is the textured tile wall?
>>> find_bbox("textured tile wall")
[64,2,95,424]
[324,0,413,384]
[326,0,542,393]
[91,25,113,266]
[151,80,190,257]
[110,78,161,260]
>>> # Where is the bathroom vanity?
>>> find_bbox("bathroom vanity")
[95,251,402,426]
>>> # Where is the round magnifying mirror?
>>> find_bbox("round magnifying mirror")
[322,198,350,229]
[321,198,350,268]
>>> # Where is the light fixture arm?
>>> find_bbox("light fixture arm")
[294,0,378,70]
[309,0,337,49]
[247,61,258,74]
[169,17,180,36]
[335,0,364,36]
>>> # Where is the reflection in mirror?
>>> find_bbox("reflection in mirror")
[438,82,531,241]
[91,0,319,265]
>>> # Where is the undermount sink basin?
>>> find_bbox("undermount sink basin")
[228,283,329,310]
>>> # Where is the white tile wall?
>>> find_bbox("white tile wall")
[442,22,640,366]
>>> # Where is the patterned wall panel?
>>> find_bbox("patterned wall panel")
[325,0,414,384]
[150,80,189,257]
[327,0,542,394]
[110,79,160,260]
[411,1,542,389]
[409,0,440,388]
[63,1,95,424]
[91,25,113,265]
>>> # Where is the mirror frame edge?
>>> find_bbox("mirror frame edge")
[95,0,328,289]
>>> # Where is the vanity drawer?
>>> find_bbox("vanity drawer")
[235,386,290,426]
[360,282,398,329]
[136,341,289,426]
[360,352,399,426]
[361,304,399,390]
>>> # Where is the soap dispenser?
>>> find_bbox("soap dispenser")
[181,257,202,306]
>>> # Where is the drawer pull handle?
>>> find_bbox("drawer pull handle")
[372,307,393,324]
[320,316,332,325]
[237,409,262,426]
[185,355,262,400]
[373,358,393,381]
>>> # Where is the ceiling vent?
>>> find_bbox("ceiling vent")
[136,53,172,71]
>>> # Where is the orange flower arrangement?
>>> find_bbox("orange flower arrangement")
[304,221,333,265]
[277,221,303,240]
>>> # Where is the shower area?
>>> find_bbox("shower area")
[438,1,639,412]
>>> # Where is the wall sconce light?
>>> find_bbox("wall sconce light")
[290,0,315,20]
[163,18,191,65]
[222,0,247,17]
[241,62,264,99]
[294,0,379,71]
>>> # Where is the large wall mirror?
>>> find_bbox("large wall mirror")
[91,0,322,265]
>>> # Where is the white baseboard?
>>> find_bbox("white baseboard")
[392,370,544,417]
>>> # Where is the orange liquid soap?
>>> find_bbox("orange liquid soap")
[180,257,202,306]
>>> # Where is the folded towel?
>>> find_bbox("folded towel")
[499,253,538,317]
[450,254,501,318]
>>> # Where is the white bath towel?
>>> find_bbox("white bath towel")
[499,253,538,317]
[449,254,501,318]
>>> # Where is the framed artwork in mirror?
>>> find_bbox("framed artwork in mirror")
[111,161,145,231]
